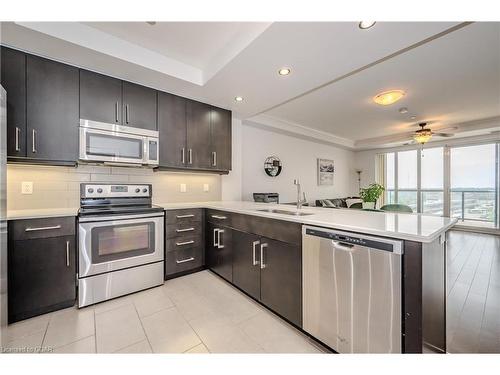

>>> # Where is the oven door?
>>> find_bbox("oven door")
[79,126,147,165]
[78,213,164,278]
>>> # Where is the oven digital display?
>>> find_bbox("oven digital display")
[111,186,128,192]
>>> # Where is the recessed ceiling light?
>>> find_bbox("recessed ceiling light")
[278,68,291,76]
[359,21,376,29]
[146,21,156,26]
[399,107,408,114]
[410,115,417,120]
[373,90,406,106]
[234,96,243,102]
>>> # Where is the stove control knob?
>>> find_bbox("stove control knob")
[87,188,94,194]
[142,188,148,193]
[97,188,103,194]
[135,188,140,193]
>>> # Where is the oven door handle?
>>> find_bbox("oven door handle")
[78,212,164,223]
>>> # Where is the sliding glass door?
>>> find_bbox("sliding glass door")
[450,144,497,228]
[382,142,499,231]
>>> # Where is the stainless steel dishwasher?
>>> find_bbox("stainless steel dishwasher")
[302,226,403,353]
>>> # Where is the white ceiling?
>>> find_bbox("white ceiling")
[1,21,499,149]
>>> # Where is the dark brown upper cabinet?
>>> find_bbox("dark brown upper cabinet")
[1,46,27,157]
[158,92,187,168]
[80,70,122,124]
[122,81,157,130]
[26,55,79,163]
[210,106,232,171]
[186,100,212,170]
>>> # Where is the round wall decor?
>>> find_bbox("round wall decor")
[264,156,282,177]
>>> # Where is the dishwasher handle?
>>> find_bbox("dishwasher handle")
[332,241,355,252]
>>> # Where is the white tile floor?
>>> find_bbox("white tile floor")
[1,270,326,354]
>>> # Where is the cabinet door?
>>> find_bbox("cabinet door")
[260,237,302,327]
[8,235,76,323]
[122,81,157,130]
[1,47,26,157]
[186,100,211,169]
[80,70,122,124]
[26,55,79,162]
[210,107,232,171]
[206,222,232,282]
[232,230,261,300]
[158,92,187,168]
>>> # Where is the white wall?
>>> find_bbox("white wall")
[240,123,357,204]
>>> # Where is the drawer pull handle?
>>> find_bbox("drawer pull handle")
[211,215,227,220]
[176,257,195,264]
[176,214,195,219]
[25,225,62,232]
[176,240,195,246]
[252,240,260,266]
[66,241,70,267]
[176,227,195,233]
[260,243,268,269]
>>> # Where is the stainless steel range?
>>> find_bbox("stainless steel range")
[77,183,164,307]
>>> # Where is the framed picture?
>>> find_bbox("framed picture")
[317,158,334,186]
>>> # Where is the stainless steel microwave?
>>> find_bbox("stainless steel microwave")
[79,119,159,167]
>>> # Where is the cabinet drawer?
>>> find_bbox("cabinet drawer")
[9,216,75,240]
[166,209,202,225]
[166,224,202,239]
[166,236,202,252]
[207,209,232,225]
[166,246,203,275]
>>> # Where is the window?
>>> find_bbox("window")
[421,147,444,215]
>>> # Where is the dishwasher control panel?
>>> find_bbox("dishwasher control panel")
[304,227,402,254]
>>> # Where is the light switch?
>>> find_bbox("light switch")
[180,183,187,193]
[203,183,210,192]
[22,181,33,195]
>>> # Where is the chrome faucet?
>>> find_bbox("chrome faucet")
[294,179,307,209]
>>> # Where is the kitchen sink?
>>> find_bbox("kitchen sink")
[256,208,314,216]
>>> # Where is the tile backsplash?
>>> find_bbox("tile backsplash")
[7,164,222,210]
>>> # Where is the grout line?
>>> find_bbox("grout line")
[132,301,154,354]
[93,308,97,353]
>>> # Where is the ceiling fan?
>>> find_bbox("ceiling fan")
[404,122,456,145]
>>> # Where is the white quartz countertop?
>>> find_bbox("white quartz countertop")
[7,207,79,220]
[158,201,458,243]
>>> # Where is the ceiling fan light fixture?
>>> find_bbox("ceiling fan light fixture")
[373,90,405,106]
[413,123,433,144]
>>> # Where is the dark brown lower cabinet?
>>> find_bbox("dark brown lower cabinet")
[206,222,233,282]
[259,237,302,327]
[8,235,76,323]
[230,228,302,327]
[232,230,261,300]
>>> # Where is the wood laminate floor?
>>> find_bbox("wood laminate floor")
[447,230,500,353]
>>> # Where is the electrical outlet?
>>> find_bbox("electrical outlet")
[22,181,33,195]
[203,183,210,192]
[180,183,187,193]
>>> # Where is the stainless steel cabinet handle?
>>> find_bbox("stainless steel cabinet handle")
[176,240,195,246]
[332,241,355,252]
[176,227,195,233]
[125,104,129,123]
[252,240,260,266]
[115,102,119,123]
[181,148,185,164]
[213,228,219,247]
[176,214,194,219]
[176,257,195,264]
[260,243,268,269]
[188,149,193,164]
[66,241,70,267]
[32,129,37,153]
[218,229,225,249]
[210,215,227,220]
[15,127,21,151]
[25,225,61,232]
[212,151,217,167]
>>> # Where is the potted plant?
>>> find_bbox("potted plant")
[359,183,385,209]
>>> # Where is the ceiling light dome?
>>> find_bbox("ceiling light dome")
[373,90,406,106]
[278,68,291,76]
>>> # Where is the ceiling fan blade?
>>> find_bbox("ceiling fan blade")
[434,132,455,137]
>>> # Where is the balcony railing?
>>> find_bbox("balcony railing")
[450,189,497,224]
